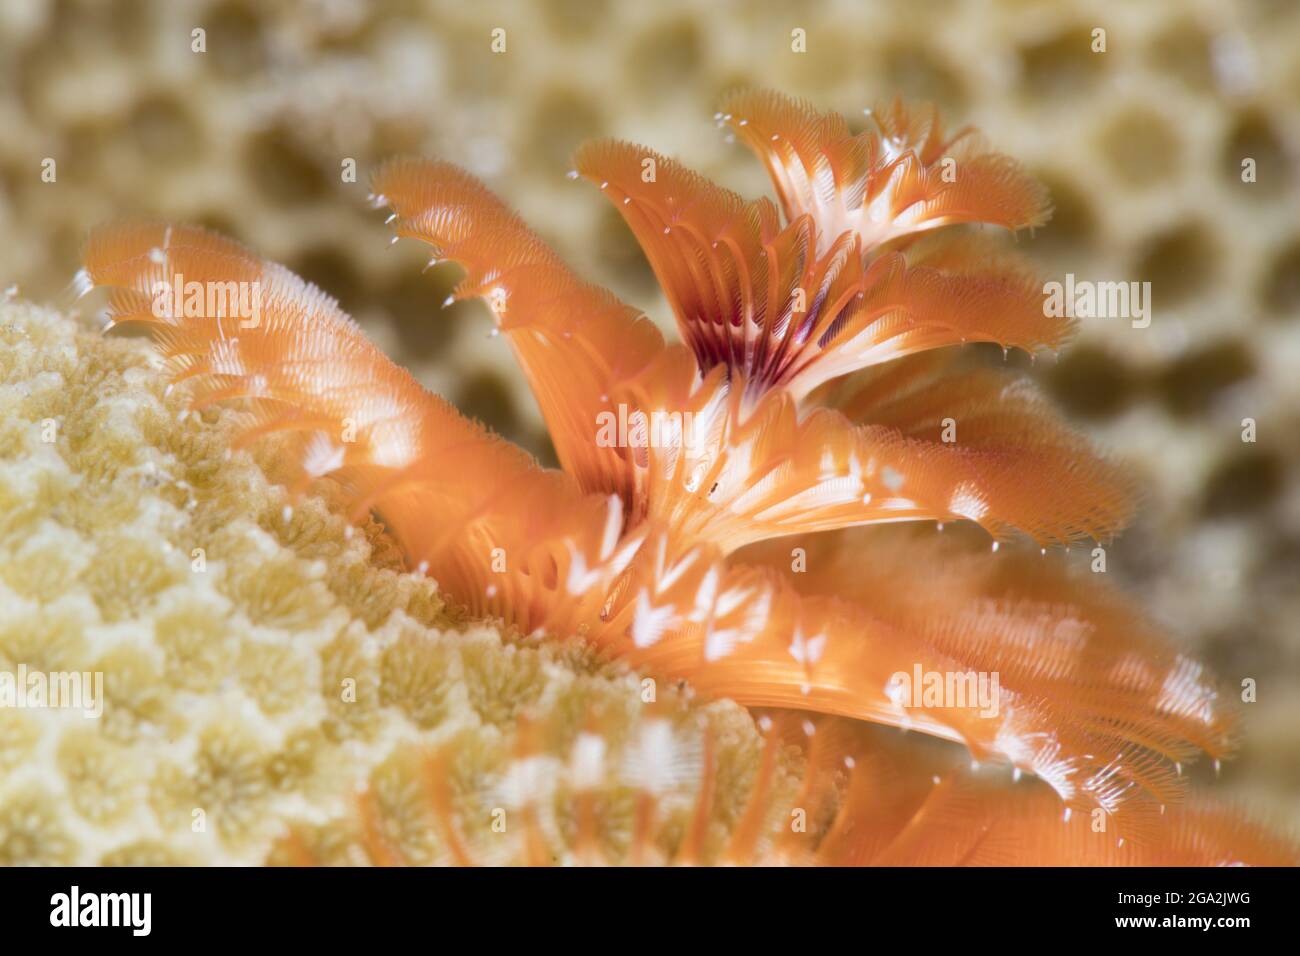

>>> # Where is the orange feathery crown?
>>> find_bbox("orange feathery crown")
[78,90,1291,865]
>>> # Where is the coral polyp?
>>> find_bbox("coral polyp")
[70,91,1288,865]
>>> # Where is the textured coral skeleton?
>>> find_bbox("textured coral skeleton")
[76,90,1290,865]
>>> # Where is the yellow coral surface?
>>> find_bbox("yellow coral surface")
[0,299,783,865]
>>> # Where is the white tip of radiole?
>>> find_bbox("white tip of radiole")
[72,269,94,298]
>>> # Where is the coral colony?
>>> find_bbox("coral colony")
[77,91,1291,865]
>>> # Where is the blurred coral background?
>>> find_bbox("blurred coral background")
[1,0,1297,823]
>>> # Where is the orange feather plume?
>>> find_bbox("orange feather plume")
[285,716,1290,866]
[78,91,1285,864]
[371,158,664,509]
[574,139,1064,406]
[719,89,1050,251]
